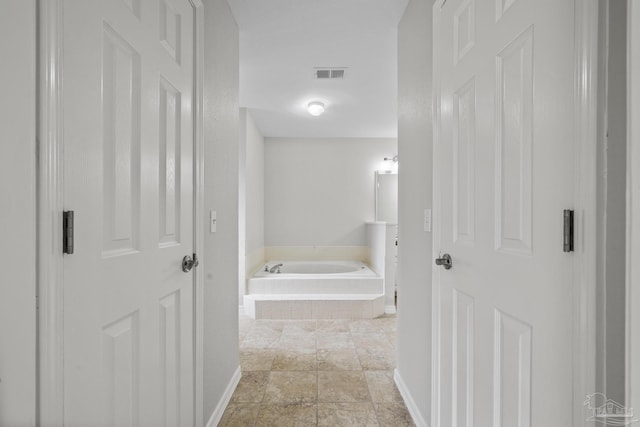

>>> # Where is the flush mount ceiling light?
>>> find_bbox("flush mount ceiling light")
[307,101,325,116]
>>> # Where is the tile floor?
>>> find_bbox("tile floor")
[218,312,415,426]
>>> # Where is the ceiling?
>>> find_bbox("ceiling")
[227,0,409,138]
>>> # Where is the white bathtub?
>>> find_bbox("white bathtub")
[243,260,384,319]
[261,262,364,275]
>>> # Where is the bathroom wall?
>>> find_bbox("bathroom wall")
[202,0,241,423]
[395,0,434,425]
[240,108,266,304]
[264,137,397,259]
[244,110,266,270]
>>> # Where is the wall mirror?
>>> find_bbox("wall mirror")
[375,171,398,223]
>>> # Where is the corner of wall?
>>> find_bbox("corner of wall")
[242,108,266,305]
[395,0,435,423]
[202,0,241,422]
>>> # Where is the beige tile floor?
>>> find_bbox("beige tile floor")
[218,313,415,427]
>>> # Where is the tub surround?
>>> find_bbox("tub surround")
[243,295,385,320]
[244,260,384,320]
[245,246,371,298]
[249,261,380,292]
[242,239,397,318]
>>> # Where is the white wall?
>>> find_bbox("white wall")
[395,0,434,425]
[0,1,37,425]
[264,138,397,248]
[596,0,627,404]
[376,172,398,223]
[367,223,386,277]
[202,0,241,422]
[240,108,265,303]
[244,109,265,268]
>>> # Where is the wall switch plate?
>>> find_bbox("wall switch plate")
[210,210,217,233]
[424,209,432,232]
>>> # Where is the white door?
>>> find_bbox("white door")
[432,0,575,425]
[63,0,195,425]
[0,1,37,425]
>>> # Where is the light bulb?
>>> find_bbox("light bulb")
[307,101,325,116]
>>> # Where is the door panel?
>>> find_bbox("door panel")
[159,77,182,248]
[452,290,474,427]
[493,310,532,426]
[453,78,476,246]
[102,22,141,257]
[63,0,195,425]
[433,0,574,425]
[102,312,139,426]
[494,26,533,255]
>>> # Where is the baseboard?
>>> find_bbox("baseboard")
[384,305,397,314]
[394,368,429,427]
[205,366,241,427]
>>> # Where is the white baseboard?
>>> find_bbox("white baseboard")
[205,366,241,427]
[384,305,397,314]
[394,368,429,427]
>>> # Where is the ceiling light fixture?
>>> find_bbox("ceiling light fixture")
[307,101,325,116]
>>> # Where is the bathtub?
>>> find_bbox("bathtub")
[260,261,369,275]
[243,260,384,319]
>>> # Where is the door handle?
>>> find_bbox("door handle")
[435,253,453,270]
[182,254,199,273]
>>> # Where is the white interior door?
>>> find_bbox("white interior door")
[432,0,575,425]
[63,0,195,425]
[0,1,36,425]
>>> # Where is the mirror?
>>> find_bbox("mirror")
[375,171,398,223]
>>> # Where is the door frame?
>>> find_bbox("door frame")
[36,1,206,425]
[572,1,599,425]
[429,1,599,425]
[626,0,640,417]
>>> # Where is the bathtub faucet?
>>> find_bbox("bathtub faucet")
[269,263,283,274]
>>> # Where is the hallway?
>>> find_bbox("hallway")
[219,313,414,426]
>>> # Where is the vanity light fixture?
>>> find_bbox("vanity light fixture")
[307,101,325,116]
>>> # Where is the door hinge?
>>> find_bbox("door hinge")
[63,210,74,254]
[563,209,574,253]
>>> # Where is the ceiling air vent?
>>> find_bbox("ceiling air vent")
[314,67,347,80]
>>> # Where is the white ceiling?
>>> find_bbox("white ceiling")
[227,0,409,138]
